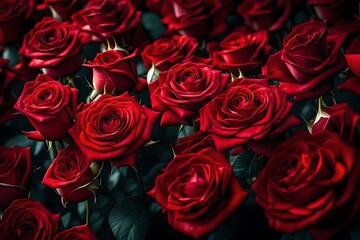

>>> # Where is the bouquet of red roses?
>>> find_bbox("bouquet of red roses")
[1,0,360,239]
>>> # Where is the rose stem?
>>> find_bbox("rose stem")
[132,164,146,197]
[85,200,89,225]
[48,141,58,161]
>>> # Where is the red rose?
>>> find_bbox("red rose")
[199,78,300,153]
[338,37,360,95]
[0,146,31,208]
[37,0,85,21]
[148,148,248,238]
[149,62,229,125]
[208,27,272,74]
[311,103,360,146]
[0,0,35,45]
[161,0,227,39]
[69,93,160,167]
[252,131,360,239]
[0,199,60,239]
[308,0,360,34]
[264,20,347,100]
[83,49,141,95]
[0,58,16,123]
[19,17,87,79]
[172,131,215,155]
[237,0,299,32]
[15,74,78,141]
[54,225,96,240]
[72,0,147,50]
[42,146,100,205]
[344,37,360,78]
[141,35,198,71]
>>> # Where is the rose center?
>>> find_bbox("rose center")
[181,168,208,197]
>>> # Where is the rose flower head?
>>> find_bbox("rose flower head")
[0,146,32,208]
[19,17,88,79]
[141,35,199,71]
[148,147,247,238]
[149,61,230,126]
[83,46,139,95]
[200,78,300,154]
[42,146,101,206]
[15,74,78,141]
[0,198,60,239]
[69,93,160,167]
[263,20,347,100]
[252,131,360,239]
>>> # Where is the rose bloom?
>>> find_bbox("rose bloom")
[339,37,360,95]
[149,62,229,126]
[311,103,360,146]
[69,93,160,167]
[0,0,35,45]
[0,146,32,208]
[208,27,272,74]
[200,78,299,153]
[0,58,16,123]
[263,20,347,101]
[54,225,96,240]
[308,0,360,34]
[0,199,60,239]
[252,131,360,239]
[19,17,88,79]
[42,146,100,205]
[148,147,247,238]
[72,0,147,50]
[161,0,227,39]
[83,48,139,94]
[15,74,78,141]
[237,0,299,32]
[141,35,199,71]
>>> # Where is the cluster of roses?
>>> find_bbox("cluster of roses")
[1,0,360,239]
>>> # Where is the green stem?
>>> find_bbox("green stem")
[132,165,146,197]
[85,200,89,225]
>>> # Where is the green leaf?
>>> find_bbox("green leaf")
[231,150,266,184]
[109,197,151,240]
[177,125,193,140]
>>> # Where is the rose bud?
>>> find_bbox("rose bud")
[141,35,198,71]
[199,78,300,154]
[83,48,141,95]
[54,224,96,240]
[0,146,32,208]
[0,0,35,45]
[69,93,160,167]
[0,58,16,124]
[0,199,60,239]
[15,74,78,141]
[42,146,101,206]
[161,0,227,39]
[263,20,347,100]
[252,131,360,240]
[19,17,89,79]
[148,147,248,238]
[149,62,230,126]
[208,27,272,74]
